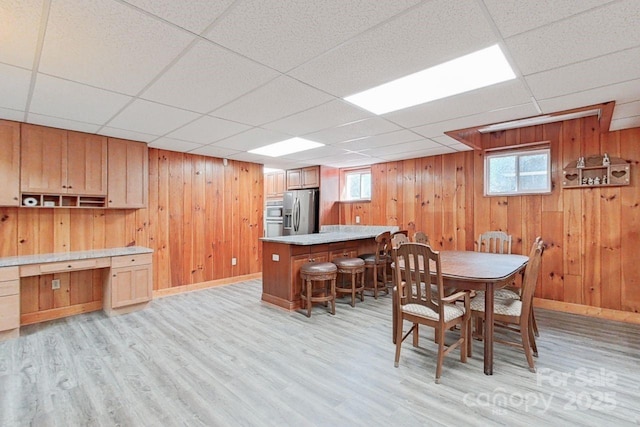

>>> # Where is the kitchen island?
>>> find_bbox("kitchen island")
[260,226,397,310]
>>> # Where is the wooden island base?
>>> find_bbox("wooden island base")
[261,238,377,311]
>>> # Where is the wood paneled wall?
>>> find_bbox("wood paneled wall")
[340,119,640,314]
[0,145,263,318]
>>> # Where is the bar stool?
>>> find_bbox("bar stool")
[333,257,365,307]
[358,231,391,299]
[300,262,338,317]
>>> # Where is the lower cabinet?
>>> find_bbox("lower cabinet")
[0,267,20,340]
[104,253,152,315]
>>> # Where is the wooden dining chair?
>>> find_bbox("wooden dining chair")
[358,231,390,299]
[475,232,540,338]
[393,243,470,384]
[391,233,409,249]
[477,231,512,254]
[470,238,544,372]
[413,231,429,245]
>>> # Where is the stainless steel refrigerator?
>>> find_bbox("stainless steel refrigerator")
[283,189,319,235]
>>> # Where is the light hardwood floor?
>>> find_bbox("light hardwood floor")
[1,279,639,426]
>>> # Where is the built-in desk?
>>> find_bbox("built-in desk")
[0,246,153,341]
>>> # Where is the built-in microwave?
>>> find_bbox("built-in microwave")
[265,201,283,220]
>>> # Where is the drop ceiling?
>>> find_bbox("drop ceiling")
[1,0,639,170]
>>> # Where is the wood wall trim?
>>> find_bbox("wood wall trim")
[534,297,640,325]
[153,273,262,298]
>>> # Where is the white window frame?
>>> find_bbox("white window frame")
[342,168,371,201]
[484,147,551,196]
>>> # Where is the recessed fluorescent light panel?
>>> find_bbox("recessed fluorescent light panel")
[344,44,516,115]
[249,137,324,157]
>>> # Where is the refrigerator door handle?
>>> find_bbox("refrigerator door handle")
[294,197,300,232]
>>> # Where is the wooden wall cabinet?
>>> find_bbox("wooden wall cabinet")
[0,267,20,340]
[286,166,319,190]
[104,253,152,314]
[265,170,285,199]
[0,121,20,206]
[20,125,107,196]
[107,138,149,208]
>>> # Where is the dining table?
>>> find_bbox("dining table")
[392,250,529,375]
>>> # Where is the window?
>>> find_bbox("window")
[485,148,551,196]
[343,168,371,201]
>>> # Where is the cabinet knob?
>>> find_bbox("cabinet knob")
[67,265,72,268]
[62,185,66,188]
[113,274,116,277]
[68,185,72,189]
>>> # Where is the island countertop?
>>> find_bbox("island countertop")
[259,225,398,246]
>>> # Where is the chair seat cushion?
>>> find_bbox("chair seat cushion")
[301,262,337,274]
[402,303,465,323]
[333,257,365,268]
[471,295,522,316]
[358,254,388,264]
[475,288,520,300]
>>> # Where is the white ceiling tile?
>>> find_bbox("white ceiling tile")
[205,0,421,72]
[410,102,541,138]
[26,113,100,134]
[281,145,346,162]
[262,100,373,136]
[142,40,280,113]
[289,0,496,97]
[536,79,640,116]
[320,156,385,169]
[0,0,41,68]
[378,146,455,162]
[613,100,640,120]
[0,107,25,122]
[505,0,640,75]
[304,118,402,145]
[122,0,235,34]
[483,0,615,38]
[526,47,640,100]
[430,136,475,150]
[337,130,422,151]
[211,76,334,126]
[108,99,200,135]
[166,115,250,145]
[39,0,194,94]
[148,137,204,153]
[386,80,533,129]
[98,126,158,143]
[211,127,291,151]
[188,144,241,159]
[225,152,271,165]
[610,116,640,131]
[365,139,443,156]
[0,63,31,110]
[30,74,132,125]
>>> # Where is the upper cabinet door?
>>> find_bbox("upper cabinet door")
[107,138,148,208]
[67,131,108,196]
[0,121,20,206]
[21,124,67,193]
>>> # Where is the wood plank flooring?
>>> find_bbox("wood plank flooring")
[1,279,639,426]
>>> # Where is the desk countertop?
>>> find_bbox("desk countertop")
[0,246,153,267]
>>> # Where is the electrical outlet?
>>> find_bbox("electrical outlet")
[272,254,279,262]
[52,279,61,290]
[355,216,361,224]
[231,257,237,266]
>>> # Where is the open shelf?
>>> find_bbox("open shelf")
[21,194,106,208]
[562,155,630,188]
